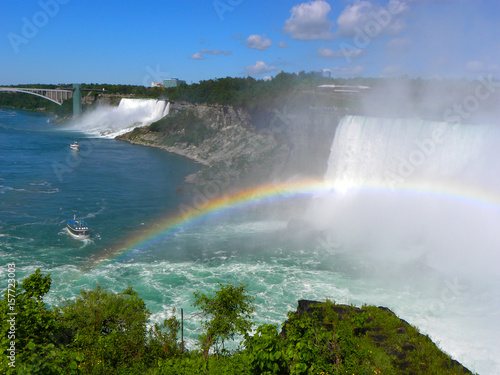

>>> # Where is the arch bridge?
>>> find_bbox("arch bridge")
[0,84,105,117]
[0,86,73,105]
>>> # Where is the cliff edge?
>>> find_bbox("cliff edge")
[278,300,474,374]
[117,100,342,192]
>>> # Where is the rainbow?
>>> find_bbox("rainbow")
[87,178,500,268]
[87,178,329,266]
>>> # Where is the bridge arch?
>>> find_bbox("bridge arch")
[0,87,73,106]
[1,84,106,117]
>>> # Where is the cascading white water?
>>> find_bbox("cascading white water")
[320,115,500,279]
[66,98,170,138]
[325,115,494,190]
[308,115,500,373]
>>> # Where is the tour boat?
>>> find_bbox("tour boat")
[66,215,90,239]
[70,141,80,151]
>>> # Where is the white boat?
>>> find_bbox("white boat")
[70,141,80,151]
[66,215,90,239]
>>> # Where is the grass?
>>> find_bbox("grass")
[283,300,475,375]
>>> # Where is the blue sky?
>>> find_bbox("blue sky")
[1,0,499,85]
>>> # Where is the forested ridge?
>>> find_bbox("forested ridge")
[2,72,499,123]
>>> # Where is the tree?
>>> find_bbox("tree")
[147,309,182,362]
[193,283,255,359]
[0,269,70,374]
[1,270,182,373]
[58,285,151,371]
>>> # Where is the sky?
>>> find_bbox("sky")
[0,0,499,85]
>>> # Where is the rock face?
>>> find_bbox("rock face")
[282,300,473,374]
[118,100,343,192]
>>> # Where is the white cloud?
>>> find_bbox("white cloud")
[190,49,231,60]
[278,41,289,48]
[388,0,410,15]
[189,52,205,60]
[245,61,276,75]
[318,47,336,58]
[245,35,272,51]
[283,0,333,41]
[336,0,409,39]
[263,75,273,81]
[318,46,362,59]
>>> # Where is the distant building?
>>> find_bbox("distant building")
[151,82,164,88]
[163,78,186,88]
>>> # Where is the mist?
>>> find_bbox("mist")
[289,112,500,373]
[64,98,169,138]
[303,113,500,277]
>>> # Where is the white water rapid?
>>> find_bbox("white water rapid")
[306,115,500,373]
[66,98,170,138]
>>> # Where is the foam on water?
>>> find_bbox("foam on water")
[2,109,499,373]
[4,209,499,373]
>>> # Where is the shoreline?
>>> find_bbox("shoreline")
[115,135,210,166]
[0,105,55,114]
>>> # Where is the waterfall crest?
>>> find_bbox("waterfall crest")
[66,98,169,138]
[324,115,498,190]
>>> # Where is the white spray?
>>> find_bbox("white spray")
[305,115,500,373]
[65,98,169,138]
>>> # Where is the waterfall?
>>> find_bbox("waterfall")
[164,101,170,117]
[324,115,498,190]
[314,114,500,283]
[312,115,500,373]
[66,98,169,138]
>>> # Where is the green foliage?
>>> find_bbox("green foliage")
[276,300,475,375]
[157,351,251,375]
[0,91,60,112]
[164,72,335,110]
[80,83,166,98]
[21,268,51,299]
[147,311,182,363]
[54,97,74,117]
[0,271,475,375]
[283,308,339,374]
[193,283,255,358]
[0,269,70,374]
[3,75,500,125]
[149,110,215,146]
[58,285,151,371]
[244,324,287,375]
[0,83,165,114]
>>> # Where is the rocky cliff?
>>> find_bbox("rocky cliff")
[118,99,343,192]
